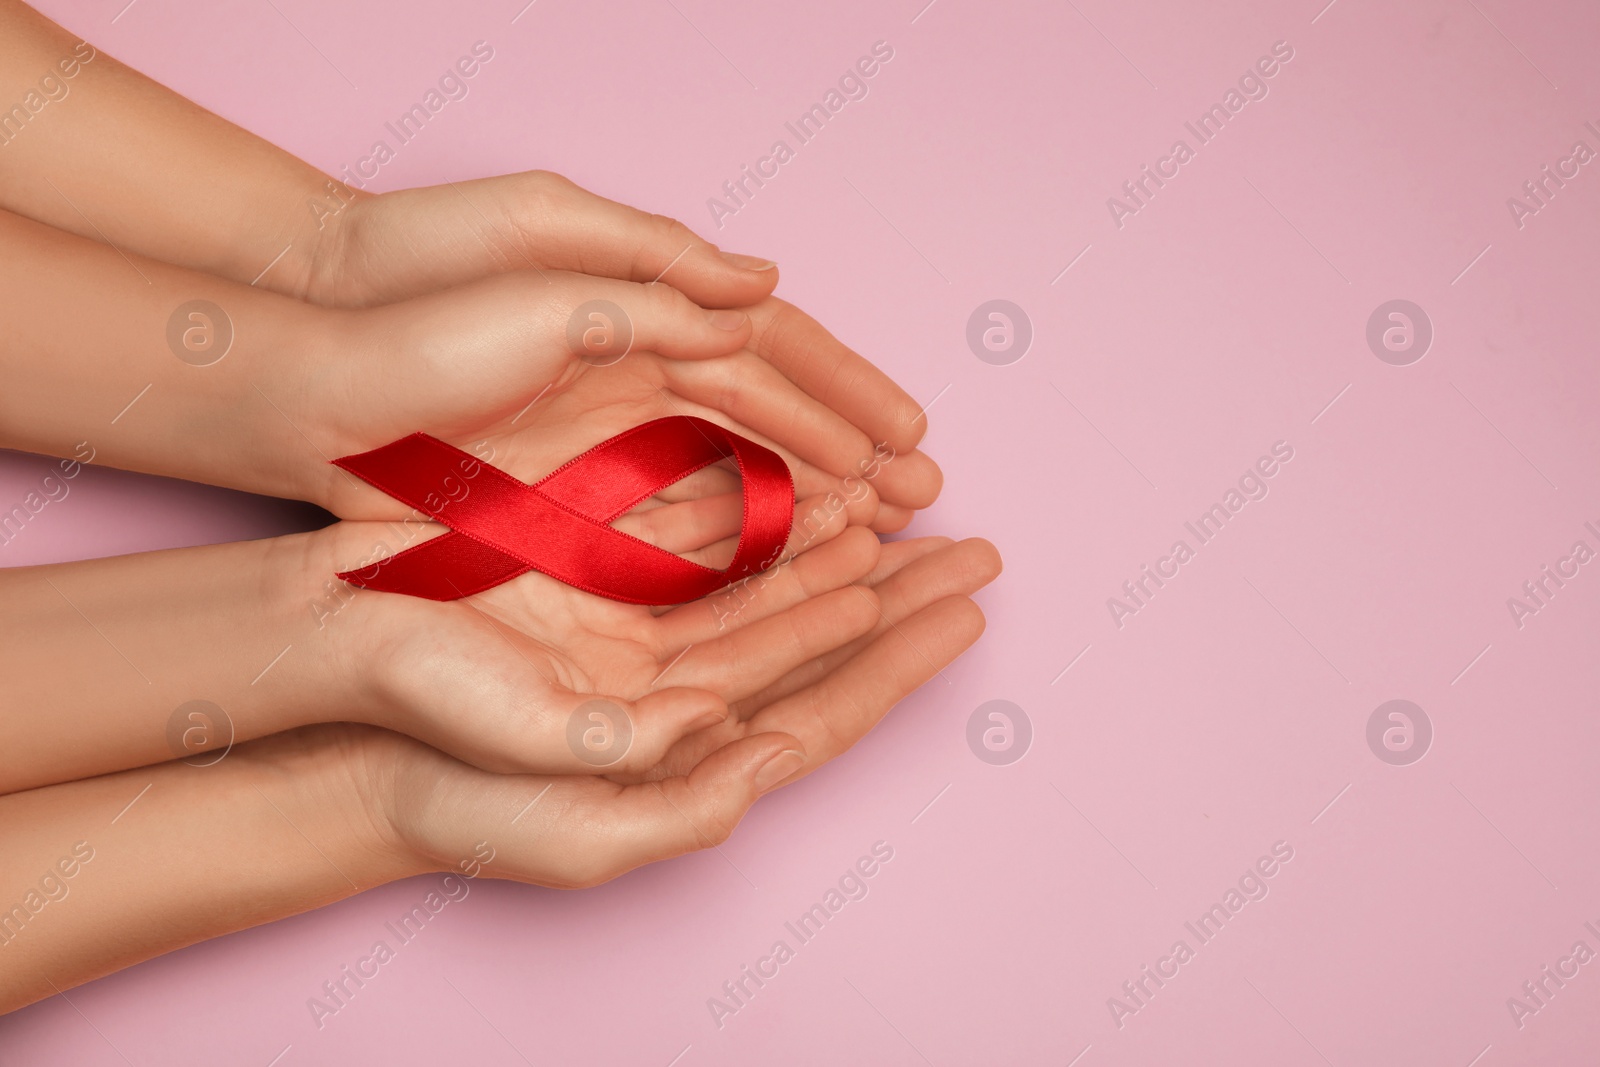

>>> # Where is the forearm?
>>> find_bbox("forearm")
[0,1,342,291]
[0,725,422,1014]
[0,207,354,506]
[0,523,412,793]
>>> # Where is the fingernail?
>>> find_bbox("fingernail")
[719,251,777,271]
[707,309,749,331]
[687,708,728,733]
[754,749,805,794]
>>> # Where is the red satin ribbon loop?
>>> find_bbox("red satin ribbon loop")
[333,417,794,605]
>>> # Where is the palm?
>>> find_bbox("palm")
[385,535,1002,889]
[324,316,891,533]
[361,509,874,777]
[475,572,667,696]
[486,355,881,530]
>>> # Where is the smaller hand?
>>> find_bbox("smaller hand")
[304,270,942,530]
[299,171,779,313]
[287,172,940,526]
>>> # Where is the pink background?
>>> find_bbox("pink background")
[5,0,1600,1063]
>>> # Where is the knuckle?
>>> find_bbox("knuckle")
[753,299,804,361]
[807,689,850,759]
[649,211,698,248]
[695,806,740,849]
[716,373,745,414]
[617,734,667,777]
[526,168,575,192]
[505,170,575,225]
[645,277,694,319]
[633,213,702,280]
[562,853,617,890]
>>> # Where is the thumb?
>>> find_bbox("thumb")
[502,171,780,307]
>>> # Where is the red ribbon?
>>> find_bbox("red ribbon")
[333,417,794,604]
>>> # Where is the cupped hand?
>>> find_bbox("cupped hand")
[327,509,883,778]
[305,269,942,530]
[298,171,779,312]
[353,536,1000,889]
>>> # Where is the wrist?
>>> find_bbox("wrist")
[333,722,464,879]
[246,298,412,516]
[293,186,384,308]
[209,166,376,304]
[245,723,434,886]
[293,520,450,725]
[178,528,403,745]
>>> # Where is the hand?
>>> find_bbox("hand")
[329,515,997,785]
[298,172,779,311]
[0,22,941,523]
[293,172,944,527]
[304,266,943,530]
[0,510,866,791]
[325,517,885,777]
[0,207,939,529]
[368,537,1001,887]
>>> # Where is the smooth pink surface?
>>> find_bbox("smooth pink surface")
[4,0,1600,1063]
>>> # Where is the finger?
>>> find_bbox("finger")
[664,352,881,482]
[490,171,781,308]
[380,271,753,404]
[680,489,857,571]
[667,586,882,702]
[648,462,864,513]
[735,537,1002,716]
[861,535,954,586]
[867,538,1004,622]
[535,271,754,362]
[745,296,928,453]
[745,595,988,786]
[393,658,729,778]
[485,731,803,888]
[613,491,746,554]
[791,468,881,527]
[645,382,883,526]
[664,354,943,512]
[870,504,915,534]
[650,462,742,502]
[366,271,754,442]
[655,525,881,646]
[593,378,883,524]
